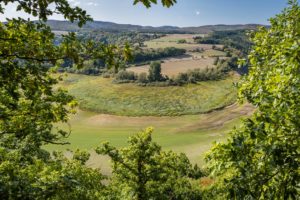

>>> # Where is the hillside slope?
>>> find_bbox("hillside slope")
[46,20,264,33]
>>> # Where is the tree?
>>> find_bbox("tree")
[138,72,148,83]
[205,1,300,199]
[148,61,163,82]
[0,149,106,199]
[0,0,166,199]
[96,128,202,200]
[133,0,177,8]
[0,0,91,26]
[177,39,187,44]
[0,1,109,198]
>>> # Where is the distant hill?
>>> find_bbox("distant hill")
[181,24,264,34]
[46,20,264,34]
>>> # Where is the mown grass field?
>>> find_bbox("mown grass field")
[58,73,239,116]
[144,34,222,51]
[128,57,215,76]
[46,103,254,173]
[201,49,227,57]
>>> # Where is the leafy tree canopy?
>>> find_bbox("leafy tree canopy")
[205,0,300,199]
[0,0,133,198]
[133,0,177,8]
[0,0,91,26]
[148,61,163,82]
[0,0,176,24]
[96,127,203,200]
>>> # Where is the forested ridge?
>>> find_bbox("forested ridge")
[0,0,299,200]
[46,19,264,34]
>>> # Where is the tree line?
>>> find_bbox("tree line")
[59,47,187,75]
[194,30,253,55]
[114,61,230,86]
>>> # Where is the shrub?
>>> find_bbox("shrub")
[137,72,148,83]
[115,70,136,81]
[175,73,189,85]
[102,72,112,78]
[225,51,232,57]
[213,57,220,65]
[177,39,187,44]
[148,61,163,82]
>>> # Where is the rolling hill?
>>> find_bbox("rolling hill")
[46,20,264,33]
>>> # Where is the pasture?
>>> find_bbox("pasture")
[58,73,239,116]
[144,34,222,51]
[128,57,215,76]
[46,103,254,173]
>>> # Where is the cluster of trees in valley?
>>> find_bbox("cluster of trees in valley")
[58,29,248,77]
[193,30,252,55]
[114,61,231,86]
[74,31,164,46]
[59,46,187,75]
[131,47,186,64]
[0,0,299,199]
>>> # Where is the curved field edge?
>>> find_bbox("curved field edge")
[45,103,254,172]
[58,73,239,116]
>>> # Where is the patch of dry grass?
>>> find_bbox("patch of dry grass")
[128,57,215,76]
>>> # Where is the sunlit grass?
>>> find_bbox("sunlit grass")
[58,73,239,116]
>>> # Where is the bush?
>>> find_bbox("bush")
[148,61,163,82]
[225,51,232,57]
[115,70,136,81]
[191,48,205,53]
[102,72,112,78]
[175,73,189,85]
[213,57,219,65]
[137,72,148,83]
[177,39,187,44]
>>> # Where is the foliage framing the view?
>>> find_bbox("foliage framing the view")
[206,1,300,199]
[0,0,193,199]
[1,0,299,199]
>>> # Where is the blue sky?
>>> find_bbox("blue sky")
[1,0,290,27]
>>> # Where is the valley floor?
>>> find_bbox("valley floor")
[46,103,254,174]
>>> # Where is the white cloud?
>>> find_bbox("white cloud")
[196,11,200,16]
[87,2,99,6]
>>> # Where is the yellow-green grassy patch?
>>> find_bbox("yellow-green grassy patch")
[58,73,239,116]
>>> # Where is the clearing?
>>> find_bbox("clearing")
[128,57,215,77]
[144,34,222,51]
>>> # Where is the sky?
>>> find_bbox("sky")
[0,0,290,27]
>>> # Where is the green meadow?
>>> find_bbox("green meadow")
[58,73,239,116]
[46,102,253,172]
[48,72,253,173]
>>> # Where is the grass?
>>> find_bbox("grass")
[202,49,227,57]
[58,73,239,116]
[144,34,222,51]
[45,103,254,173]
[128,57,215,76]
[49,34,249,174]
